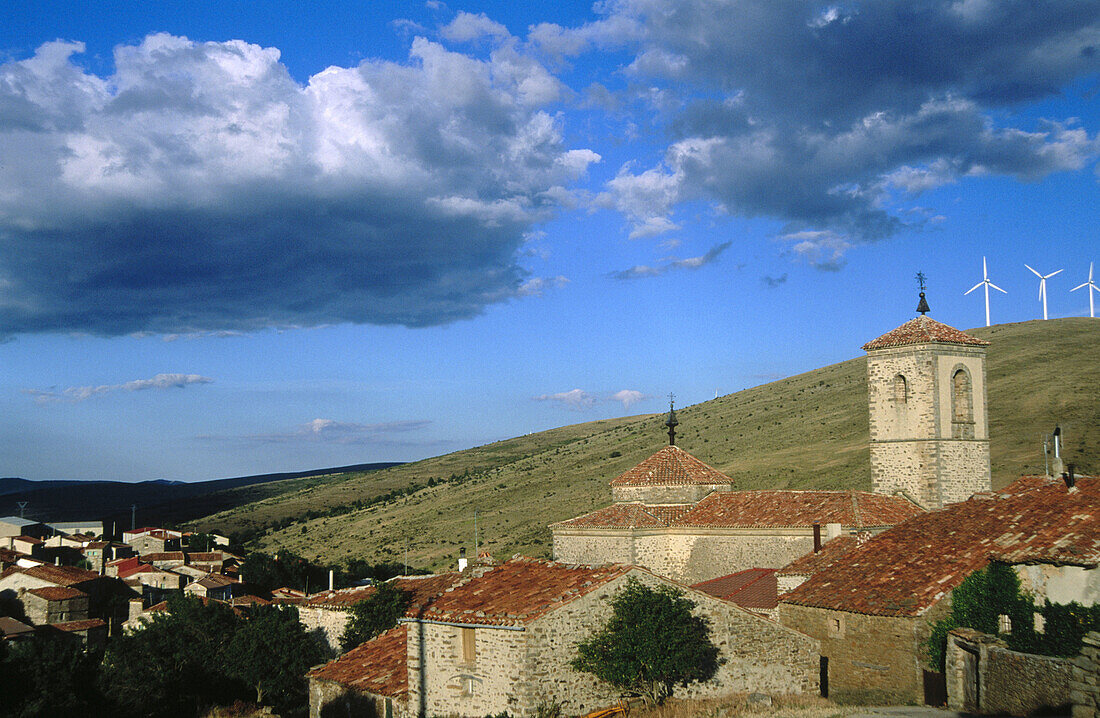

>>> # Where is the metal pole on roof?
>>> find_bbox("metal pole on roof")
[131,504,136,531]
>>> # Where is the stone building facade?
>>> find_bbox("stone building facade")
[863,315,991,509]
[779,474,1100,704]
[309,557,819,718]
[946,628,1073,715]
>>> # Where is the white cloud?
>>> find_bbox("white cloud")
[441,12,511,43]
[612,389,646,409]
[535,388,649,411]
[26,373,213,403]
[517,275,570,296]
[215,418,433,445]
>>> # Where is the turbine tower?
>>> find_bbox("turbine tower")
[1025,264,1063,320]
[1072,262,1100,318]
[964,256,1006,327]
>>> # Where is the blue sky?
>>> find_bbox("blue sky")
[2,1,1098,482]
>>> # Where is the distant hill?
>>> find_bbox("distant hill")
[0,463,402,532]
[187,318,1097,571]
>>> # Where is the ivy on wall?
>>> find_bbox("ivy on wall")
[926,562,1100,671]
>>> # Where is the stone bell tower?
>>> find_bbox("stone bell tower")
[862,288,991,509]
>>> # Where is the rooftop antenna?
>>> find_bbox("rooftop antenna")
[1071,261,1099,318]
[666,393,678,446]
[916,272,930,315]
[1025,264,1063,320]
[16,501,27,519]
[964,257,1007,327]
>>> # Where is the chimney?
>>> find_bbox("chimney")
[812,523,821,553]
[826,523,842,541]
[1065,464,1077,490]
[1053,426,1065,477]
[128,598,144,624]
[458,547,468,572]
[328,569,334,592]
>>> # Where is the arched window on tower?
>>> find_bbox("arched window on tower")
[952,368,974,438]
[892,374,908,404]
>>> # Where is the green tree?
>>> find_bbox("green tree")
[340,582,413,652]
[0,631,106,718]
[228,604,324,709]
[572,579,719,705]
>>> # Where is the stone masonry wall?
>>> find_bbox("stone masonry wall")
[611,485,729,504]
[780,601,948,703]
[947,628,1072,715]
[553,532,635,566]
[299,606,351,657]
[406,619,528,718]
[309,677,408,718]
[1071,632,1100,718]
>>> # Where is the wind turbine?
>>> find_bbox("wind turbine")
[964,256,1006,327]
[1025,264,1063,320]
[1072,262,1099,318]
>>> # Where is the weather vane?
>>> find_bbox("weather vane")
[916,271,930,315]
[666,393,678,446]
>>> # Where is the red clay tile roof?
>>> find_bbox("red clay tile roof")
[17,564,101,587]
[692,568,778,610]
[862,316,989,351]
[671,490,923,529]
[187,552,225,562]
[781,475,1100,617]
[551,503,694,529]
[305,573,462,610]
[309,624,408,697]
[144,552,186,562]
[0,616,35,638]
[26,586,86,601]
[195,574,237,588]
[776,535,860,577]
[610,446,733,487]
[414,557,631,627]
[14,536,43,545]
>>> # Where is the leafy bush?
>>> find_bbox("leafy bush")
[340,582,412,652]
[572,579,719,704]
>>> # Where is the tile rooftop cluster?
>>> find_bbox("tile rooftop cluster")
[609,446,733,487]
[555,491,922,530]
[862,315,989,351]
[308,624,409,697]
[781,475,1100,617]
[775,535,860,578]
[304,572,461,610]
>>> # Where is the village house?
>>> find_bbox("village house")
[308,556,819,718]
[778,473,1100,704]
[123,527,183,555]
[0,517,49,545]
[0,564,116,646]
[184,573,241,601]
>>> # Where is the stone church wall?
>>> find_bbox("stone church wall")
[612,484,729,504]
[299,605,351,656]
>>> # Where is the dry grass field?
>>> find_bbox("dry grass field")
[188,318,1100,571]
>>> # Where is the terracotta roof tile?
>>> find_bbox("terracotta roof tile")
[50,618,106,632]
[551,503,694,529]
[671,491,923,529]
[18,564,101,587]
[309,624,408,697]
[415,557,630,627]
[692,568,778,610]
[305,573,462,610]
[781,476,1100,617]
[776,535,861,577]
[862,316,989,351]
[26,586,86,601]
[610,446,733,487]
[144,552,186,562]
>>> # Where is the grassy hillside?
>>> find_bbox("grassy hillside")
[189,318,1100,571]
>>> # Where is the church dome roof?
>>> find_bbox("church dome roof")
[609,445,732,488]
[862,315,989,351]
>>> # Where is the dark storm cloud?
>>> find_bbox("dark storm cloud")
[0,35,598,337]
[542,0,1100,257]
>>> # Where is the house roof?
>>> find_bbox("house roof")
[308,624,409,698]
[50,618,106,632]
[6,564,101,587]
[671,490,923,529]
[13,536,43,545]
[144,552,186,562]
[780,475,1100,617]
[413,556,631,627]
[551,503,694,529]
[187,552,225,562]
[609,446,733,488]
[0,517,39,528]
[776,535,861,577]
[305,573,462,610]
[862,316,989,351]
[194,574,237,589]
[0,616,35,639]
[26,585,86,601]
[692,568,778,610]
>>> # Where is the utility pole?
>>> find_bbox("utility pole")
[131,504,136,531]
[474,510,479,559]
[16,501,28,519]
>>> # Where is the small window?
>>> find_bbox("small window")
[998,614,1011,634]
[1034,614,1046,634]
[952,368,975,438]
[461,627,476,665]
[892,374,908,403]
[829,615,844,636]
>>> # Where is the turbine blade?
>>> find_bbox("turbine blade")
[982,256,988,279]
[965,282,983,294]
[1047,269,1063,278]
[1073,282,1089,291]
[1026,264,1042,277]
[988,282,1007,294]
